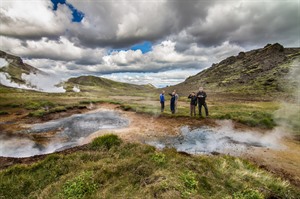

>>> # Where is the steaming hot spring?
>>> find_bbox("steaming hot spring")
[0,110,284,158]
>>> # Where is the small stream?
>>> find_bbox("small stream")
[0,111,129,157]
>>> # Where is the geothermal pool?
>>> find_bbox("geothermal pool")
[146,124,282,155]
[0,111,129,157]
[0,112,282,158]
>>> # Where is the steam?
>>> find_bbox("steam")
[21,73,66,93]
[274,59,300,133]
[0,111,129,157]
[72,85,80,92]
[0,72,32,90]
[0,71,66,93]
[146,120,285,155]
[0,58,8,68]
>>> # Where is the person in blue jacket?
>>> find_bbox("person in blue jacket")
[159,90,165,112]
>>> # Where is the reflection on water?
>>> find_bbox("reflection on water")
[146,126,281,155]
[0,111,129,157]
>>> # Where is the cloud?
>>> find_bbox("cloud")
[176,0,299,48]
[1,35,106,65]
[1,0,299,86]
[102,69,200,88]
[67,0,176,48]
[0,0,72,40]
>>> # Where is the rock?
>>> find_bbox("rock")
[237,51,246,59]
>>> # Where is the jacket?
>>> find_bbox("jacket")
[197,91,207,104]
[188,94,197,106]
[160,93,165,102]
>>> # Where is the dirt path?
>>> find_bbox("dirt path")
[244,138,300,187]
[81,104,216,144]
[1,103,300,187]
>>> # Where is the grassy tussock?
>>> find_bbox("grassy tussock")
[0,135,299,199]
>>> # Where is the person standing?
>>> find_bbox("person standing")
[169,91,176,114]
[188,92,197,117]
[174,90,179,113]
[160,90,165,113]
[197,87,209,117]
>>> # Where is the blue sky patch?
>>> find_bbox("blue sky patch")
[109,41,153,55]
[51,0,84,22]
[130,41,152,53]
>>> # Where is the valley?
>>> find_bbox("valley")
[1,44,300,198]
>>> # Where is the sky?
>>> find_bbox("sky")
[0,0,299,87]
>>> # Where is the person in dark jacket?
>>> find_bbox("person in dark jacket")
[188,92,197,116]
[174,90,179,113]
[197,87,208,117]
[169,91,176,114]
[159,90,165,113]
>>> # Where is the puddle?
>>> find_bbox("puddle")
[146,125,282,155]
[0,111,129,157]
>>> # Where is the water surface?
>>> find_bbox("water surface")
[0,111,129,157]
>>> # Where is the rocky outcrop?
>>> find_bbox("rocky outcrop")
[169,43,300,95]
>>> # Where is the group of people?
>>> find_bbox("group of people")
[159,87,209,118]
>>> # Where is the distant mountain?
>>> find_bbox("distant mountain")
[168,43,300,96]
[0,50,46,85]
[64,75,155,93]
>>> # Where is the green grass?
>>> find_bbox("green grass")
[0,135,299,199]
[28,109,47,117]
[119,101,280,129]
[0,85,298,133]
[0,110,9,115]
[90,134,122,150]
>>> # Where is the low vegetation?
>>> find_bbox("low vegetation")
[0,135,299,199]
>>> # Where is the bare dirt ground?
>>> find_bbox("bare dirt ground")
[1,103,300,187]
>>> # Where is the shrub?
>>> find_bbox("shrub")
[180,171,198,197]
[25,101,41,110]
[28,110,46,117]
[9,103,21,108]
[40,101,55,108]
[90,134,122,150]
[0,111,9,115]
[61,171,97,199]
[79,101,91,105]
[49,106,67,113]
[151,152,166,165]
[233,189,264,199]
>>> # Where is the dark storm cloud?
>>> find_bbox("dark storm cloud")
[175,0,299,49]
[1,0,299,50]
[66,0,218,49]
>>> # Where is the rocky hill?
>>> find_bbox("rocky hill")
[0,50,45,85]
[169,43,300,96]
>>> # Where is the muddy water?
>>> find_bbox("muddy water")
[146,125,283,155]
[0,111,129,157]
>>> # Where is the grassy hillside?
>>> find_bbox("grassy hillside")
[64,75,155,94]
[167,43,300,97]
[0,134,299,199]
